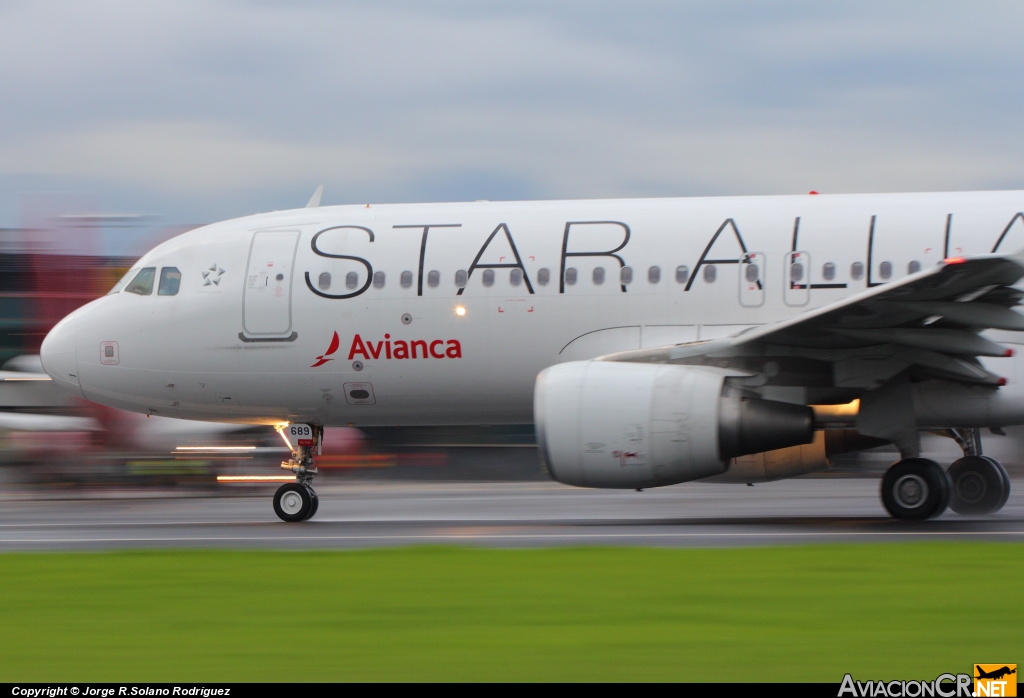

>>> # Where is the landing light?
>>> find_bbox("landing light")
[275,424,294,450]
[455,305,467,317]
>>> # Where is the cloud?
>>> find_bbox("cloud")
[2,1,1024,228]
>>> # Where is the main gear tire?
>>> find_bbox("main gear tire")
[948,455,1010,515]
[881,458,951,520]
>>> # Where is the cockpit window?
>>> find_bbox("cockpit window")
[125,267,156,295]
[158,267,181,296]
[108,269,134,295]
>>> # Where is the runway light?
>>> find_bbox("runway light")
[455,305,467,317]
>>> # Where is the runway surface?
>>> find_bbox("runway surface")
[1,476,1022,551]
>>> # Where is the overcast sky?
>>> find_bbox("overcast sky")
[3,1,1024,250]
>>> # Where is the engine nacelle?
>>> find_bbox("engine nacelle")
[535,361,814,488]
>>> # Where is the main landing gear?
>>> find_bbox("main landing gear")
[273,423,322,522]
[879,428,1011,520]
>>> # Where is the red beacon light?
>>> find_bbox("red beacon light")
[808,190,819,195]
[944,256,967,265]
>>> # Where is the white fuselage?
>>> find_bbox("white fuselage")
[39,191,1024,427]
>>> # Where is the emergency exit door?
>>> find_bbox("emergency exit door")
[242,230,300,340]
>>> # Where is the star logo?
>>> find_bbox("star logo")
[203,264,225,286]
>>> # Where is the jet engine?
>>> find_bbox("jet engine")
[534,361,814,488]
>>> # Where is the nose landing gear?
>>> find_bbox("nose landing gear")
[273,423,322,522]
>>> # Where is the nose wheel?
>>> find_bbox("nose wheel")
[274,483,318,522]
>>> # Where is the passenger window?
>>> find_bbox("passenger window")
[745,263,759,283]
[879,261,892,280]
[400,271,413,289]
[565,267,578,285]
[822,262,836,281]
[537,268,550,286]
[346,272,359,289]
[427,270,440,288]
[675,266,689,284]
[510,268,523,287]
[851,261,865,280]
[482,269,495,287]
[648,266,661,284]
[372,271,385,289]
[620,266,633,285]
[125,267,156,295]
[790,262,804,283]
[158,267,181,296]
[703,265,717,283]
[908,260,921,274]
[318,272,331,290]
[455,270,468,288]
[593,267,605,285]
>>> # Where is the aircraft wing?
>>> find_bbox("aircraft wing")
[599,251,1024,389]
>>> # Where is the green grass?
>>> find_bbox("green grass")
[1,544,1020,681]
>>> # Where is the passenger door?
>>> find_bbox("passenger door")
[242,230,300,341]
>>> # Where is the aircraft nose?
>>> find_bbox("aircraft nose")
[40,314,82,395]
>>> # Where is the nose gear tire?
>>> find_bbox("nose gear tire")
[274,483,313,522]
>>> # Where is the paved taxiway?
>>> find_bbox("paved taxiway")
[0,477,1022,550]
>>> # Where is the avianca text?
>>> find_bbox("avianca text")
[348,333,463,360]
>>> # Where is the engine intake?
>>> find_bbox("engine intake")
[534,361,814,488]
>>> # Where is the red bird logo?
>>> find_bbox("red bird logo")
[311,331,340,367]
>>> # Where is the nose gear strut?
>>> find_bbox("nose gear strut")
[272,423,323,522]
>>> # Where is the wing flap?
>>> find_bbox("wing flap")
[830,328,1010,357]
[886,300,1024,330]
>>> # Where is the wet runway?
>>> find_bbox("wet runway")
[1,477,1022,550]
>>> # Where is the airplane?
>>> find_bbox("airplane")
[975,666,1016,681]
[37,189,1024,522]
